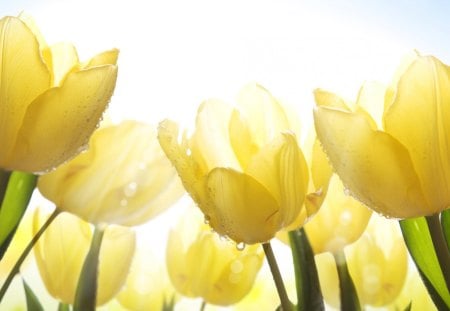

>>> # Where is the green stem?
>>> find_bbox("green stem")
[199,300,206,311]
[263,242,292,311]
[0,169,11,203]
[333,250,361,311]
[73,225,106,311]
[0,209,59,301]
[426,214,450,291]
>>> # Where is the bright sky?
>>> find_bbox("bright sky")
[3,0,450,127]
[2,0,450,309]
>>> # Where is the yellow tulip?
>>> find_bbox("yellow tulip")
[33,209,135,306]
[305,174,372,254]
[0,15,118,173]
[38,121,184,226]
[316,214,408,308]
[158,83,321,244]
[314,53,450,218]
[166,207,264,306]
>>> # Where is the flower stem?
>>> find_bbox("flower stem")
[333,250,361,311]
[426,214,450,291]
[263,242,292,311]
[199,300,206,311]
[0,208,59,302]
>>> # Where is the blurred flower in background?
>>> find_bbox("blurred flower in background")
[32,210,135,306]
[38,121,184,226]
[0,15,118,173]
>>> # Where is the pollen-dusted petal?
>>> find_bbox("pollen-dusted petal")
[97,225,136,305]
[206,168,281,244]
[314,106,427,218]
[0,16,50,165]
[384,55,450,213]
[190,99,240,171]
[246,133,308,227]
[47,43,79,86]
[9,65,117,173]
[236,83,291,148]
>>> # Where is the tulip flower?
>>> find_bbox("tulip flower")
[314,53,450,218]
[166,207,264,306]
[158,83,325,244]
[117,247,176,311]
[33,209,135,306]
[305,174,372,254]
[0,15,118,173]
[38,121,184,226]
[316,214,408,308]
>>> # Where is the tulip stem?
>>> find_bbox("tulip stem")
[0,208,59,302]
[426,214,450,291]
[333,250,361,311]
[263,242,292,311]
[199,300,206,311]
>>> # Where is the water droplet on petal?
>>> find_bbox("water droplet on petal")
[204,215,210,225]
[236,242,246,251]
[124,182,138,197]
[230,260,244,273]
[343,188,351,196]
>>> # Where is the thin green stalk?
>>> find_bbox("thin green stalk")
[263,242,292,311]
[199,300,206,311]
[333,250,361,311]
[0,169,11,203]
[426,214,450,291]
[73,225,106,311]
[0,209,59,301]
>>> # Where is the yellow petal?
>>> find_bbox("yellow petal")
[246,133,309,228]
[83,48,119,68]
[236,83,291,148]
[47,43,79,86]
[190,99,240,171]
[355,81,387,129]
[0,16,50,166]
[97,225,136,305]
[206,168,281,244]
[384,55,450,213]
[158,119,210,216]
[10,65,118,173]
[229,109,259,169]
[314,106,427,218]
[305,174,372,254]
[314,88,350,110]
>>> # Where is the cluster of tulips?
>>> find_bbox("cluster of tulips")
[0,14,449,311]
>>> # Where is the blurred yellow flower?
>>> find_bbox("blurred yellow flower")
[0,15,118,173]
[305,174,372,254]
[38,121,184,226]
[117,247,176,310]
[314,53,450,218]
[316,214,408,308]
[33,210,135,306]
[166,207,264,306]
[158,83,320,244]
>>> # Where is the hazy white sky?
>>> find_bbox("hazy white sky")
[3,0,449,128]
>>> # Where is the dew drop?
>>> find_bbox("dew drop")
[343,188,351,196]
[219,235,229,242]
[340,210,352,225]
[204,215,211,225]
[230,260,244,273]
[236,242,246,251]
[124,182,138,197]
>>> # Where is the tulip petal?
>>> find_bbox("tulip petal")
[83,49,119,68]
[236,83,291,148]
[246,133,309,227]
[314,106,427,218]
[229,109,259,169]
[0,17,50,164]
[190,99,240,171]
[206,168,281,244]
[9,65,117,172]
[384,55,450,212]
[47,43,79,86]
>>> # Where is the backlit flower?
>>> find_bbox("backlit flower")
[0,15,118,173]
[314,53,450,218]
[158,84,323,244]
[38,121,184,226]
[33,210,135,306]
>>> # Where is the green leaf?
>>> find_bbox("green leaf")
[73,226,105,311]
[288,228,324,311]
[0,172,37,259]
[162,295,176,311]
[403,301,412,311]
[399,217,450,308]
[58,303,71,311]
[333,250,361,311]
[22,278,44,311]
[442,210,450,251]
